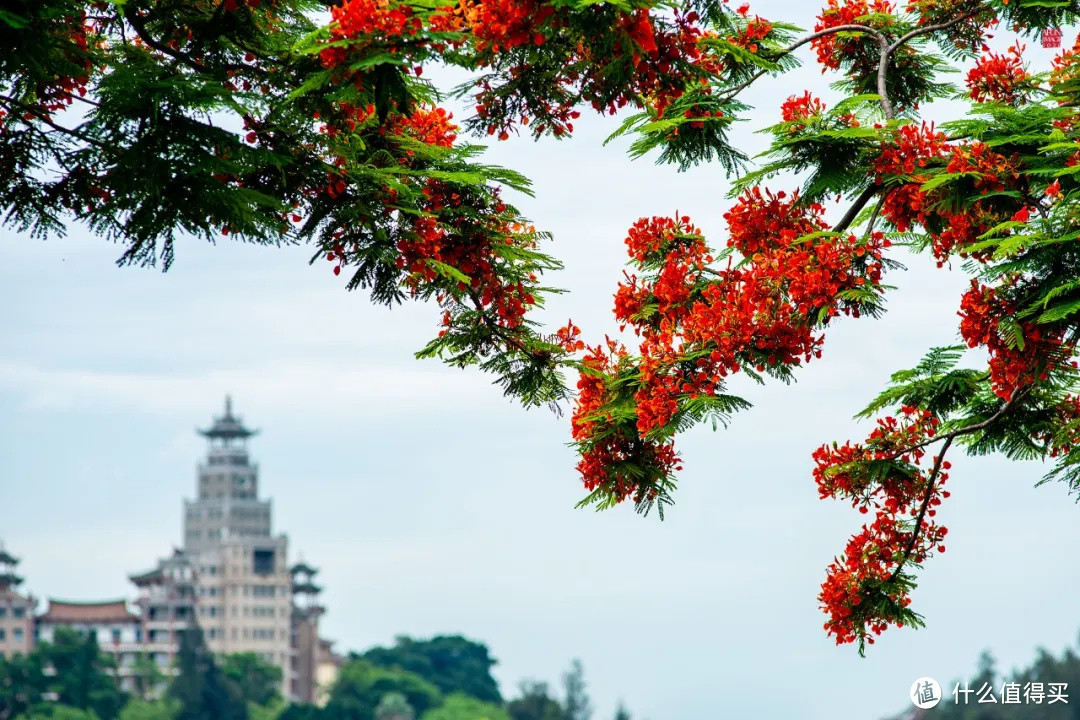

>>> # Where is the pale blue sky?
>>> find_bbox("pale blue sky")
[2,6,1078,718]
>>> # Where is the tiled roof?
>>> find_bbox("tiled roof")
[38,599,139,624]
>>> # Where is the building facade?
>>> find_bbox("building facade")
[0,550,35,659]
[129,549,197,680]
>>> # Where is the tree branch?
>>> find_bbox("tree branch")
[881,385,1028,583]
[0,95,111,151]
[719,24,885,101]
[123,8,212,75]
[887,7,987,53]
[833,183,879,235]
[887,434,953,583]
[876,37,895,121]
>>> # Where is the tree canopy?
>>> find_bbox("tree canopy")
[359,635,502,705]
[220,653,283,707]
[5,0,1080,651]
[324,660,443,720]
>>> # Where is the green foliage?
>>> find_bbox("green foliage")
[374,693,415,720]
[220,653,282,707]
[420,694,510,720]
[0,650,45,720]
[359,636,502,706]
[560,661,591,720]
[324,660,442,720]
[37,629,127,720]
[116,700,175,720]
[168,630,247,720]
[506,682,567,720]
[14,707,100,720]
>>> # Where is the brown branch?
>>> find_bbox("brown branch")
[123,8,211,74]
[876,37,895,121]
[880,385,1028,583]
[862,191,886,242]
[122,8,252,76]
[887,434,953,583]
[885,386,1029,460]
[833,184,879,235]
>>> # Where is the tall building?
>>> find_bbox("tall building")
[183,397,294,697]
[0,548,35,659]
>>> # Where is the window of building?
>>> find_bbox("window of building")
[12,608,23,618]
[252,549,275,575]
[111,629,121,645]
[0,608,6,618]
[0,629,5,640]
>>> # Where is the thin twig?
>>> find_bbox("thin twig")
[887,7,987,53]
[0,95,111,151]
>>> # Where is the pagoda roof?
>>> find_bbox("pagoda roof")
[0,572,24,588]
[38,599,139,625]
[290,561,318,575]
[128,567,164,585]
[198,395,258,440]
[0,549,19,565]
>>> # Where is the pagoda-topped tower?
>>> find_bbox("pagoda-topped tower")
[184,396,270,553]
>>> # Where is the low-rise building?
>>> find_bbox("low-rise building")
[35,599,144,691]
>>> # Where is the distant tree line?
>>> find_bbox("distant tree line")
[884,635,1080,720]
[0,629,642,720]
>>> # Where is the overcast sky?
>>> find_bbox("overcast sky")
[2,5,1079,719]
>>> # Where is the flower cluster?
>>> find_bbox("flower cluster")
[1050,33,1080,92]
[567,192,889,504]
[569,337,683,505]
[812,0,896,70]
[815,407,950,647]
[958,281,1072,399]
[877,128,1031,266]
[781,91,828,124]
[966,43,1032,105]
